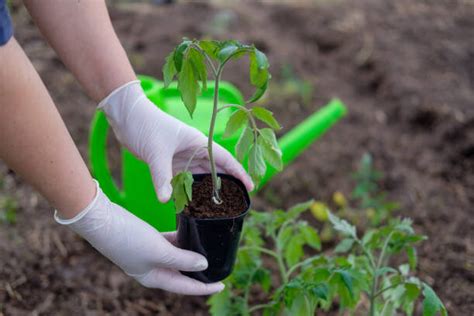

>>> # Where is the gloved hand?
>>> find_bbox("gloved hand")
[98,80,253,202]
[55,180,224,295]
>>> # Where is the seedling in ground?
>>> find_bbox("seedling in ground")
[208,203,448,316]
[163,39,283,211]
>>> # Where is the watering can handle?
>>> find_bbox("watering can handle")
[88,111,126,205]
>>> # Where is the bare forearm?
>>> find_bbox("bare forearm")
[0,39,95,218]
[24,0,136,102]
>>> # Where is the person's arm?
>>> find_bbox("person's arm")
[0,38,95,218]
[24,0,135,102]
[24,0,254,200]
[0,37,224,296]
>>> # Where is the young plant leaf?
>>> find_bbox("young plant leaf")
[207,286,232,316]
[252,107,281,130]
[285,234,305,267]
[171,171,194,213]
[224,109,248,138]
[177,57,199,117]
[249,48,269,88]
[188,47,207,91]
[407,247,418,270]
[328,213,357,239]
[300,225,321,250]
[248,144,266,181]
[287,200,314,219]
[334,238,355,253]
[217,42,239,62]
[235,126,254,161]
[422,283,447,316]
[247,80,268,104]
[174,40,191,72]
[258,128,283,170]
[199,40,221,59]
[163,52,177,88]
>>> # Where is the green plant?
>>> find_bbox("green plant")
[208,205,447,316]
[162,39,282,211]
[352,153,399,226]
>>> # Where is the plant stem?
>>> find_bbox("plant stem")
[276,254,288,284]
[286,255,320,279]
[240,246,279,259]
[369,231,394,316]
[208,66,223,203]
[249,303,273,313]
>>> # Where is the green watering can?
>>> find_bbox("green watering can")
[89,75,347,232]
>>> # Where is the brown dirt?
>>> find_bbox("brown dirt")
[184,175,248,219]
[1,0,473,315]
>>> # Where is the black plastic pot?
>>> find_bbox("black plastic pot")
[177,173,250,283]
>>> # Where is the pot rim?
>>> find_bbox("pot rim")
[178,173,251,221]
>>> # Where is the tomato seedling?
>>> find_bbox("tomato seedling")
[208,205,447,316]
[162,39,282,211]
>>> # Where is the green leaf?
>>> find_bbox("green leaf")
[253,268,271,293]
[218,43,239,62]
[422,283,447,316]
[328,213,357,239]
[300,225,321,250]
[334,238,355,253]
[407,247,418,270]
[252,107,281,130]
[207,286,233,316]
[163,52,177,88]
[247,80,268,103]
[337,270,354,299]
[277,225,293,249]
[177,57,199,117]
[404,282,421,305]
[375,267,398,277]
[199,40,220,59]
[224,109,248,138]
[174,40,191,72]
[285,295,312,316]
[285,234,304,266]
[287,200,314,219]
[188,47,207,91]
[309,283,329,301]
[248,144,266,181]
[235,127,253,161]
[249,48,269,88]
[330,270,356,308]
[171,171,193,213]
[258,128,282,171]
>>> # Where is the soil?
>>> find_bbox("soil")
[1,0,473,315]
[183,175,248,219]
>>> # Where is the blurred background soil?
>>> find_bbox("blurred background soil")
[1,0,473,315]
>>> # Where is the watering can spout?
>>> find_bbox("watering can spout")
[259,99,347,187]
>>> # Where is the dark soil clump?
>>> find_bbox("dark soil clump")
[183,175,247,219]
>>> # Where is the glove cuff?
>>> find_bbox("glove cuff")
[97,80,142,110]
[54,180,101,225]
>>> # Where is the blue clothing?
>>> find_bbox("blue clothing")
[0,0,13,46]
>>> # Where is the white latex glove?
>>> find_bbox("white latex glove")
[98,80,254,202]
[55,180,224,295]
